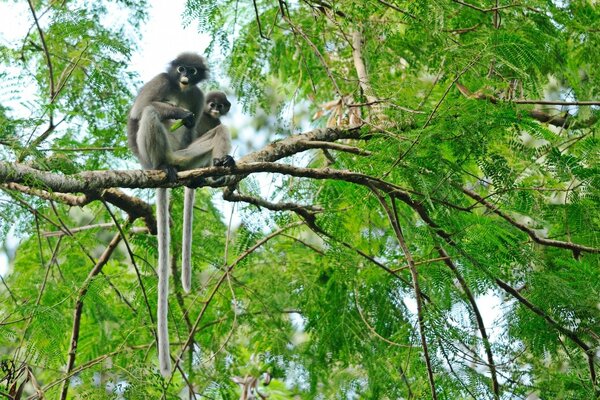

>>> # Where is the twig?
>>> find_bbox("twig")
[170,222,305,381]
[369,186,438,399]
[376,0,417,19]
[42,223,147,238]
[495,278,597,385]
[513,99,600,106]
[462,187,599,255]
[26,0,54,97]
[282,15,343,97]
[296,140,372,155]
[59,231,124,400]
[451,0,521,12]
[437,246,500,399]
[455,82,599,128]
[252,0,268,39]
[353,287,413,348]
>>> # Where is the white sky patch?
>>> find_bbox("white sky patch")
[0,253,7,276]
[130,2,211,82]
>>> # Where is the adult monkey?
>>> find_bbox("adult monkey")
[179,91,235,293]
[127,52,207,377]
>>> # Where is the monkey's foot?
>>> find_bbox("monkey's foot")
[213,155,235,168]
[162,166,178,182]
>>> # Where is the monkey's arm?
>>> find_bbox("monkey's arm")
[150,101,195,125]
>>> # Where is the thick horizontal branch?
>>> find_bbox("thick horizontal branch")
[0,128,365,192]
[0,127,363,232]
[2,182,156,233]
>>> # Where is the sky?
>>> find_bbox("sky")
[129,2,211,81]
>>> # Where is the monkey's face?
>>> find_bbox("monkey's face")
[176,65,204,91]
[205,100,230,118]
[169,53,208,91]
[204,92,231,118]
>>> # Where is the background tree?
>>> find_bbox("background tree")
[1,0,599,399]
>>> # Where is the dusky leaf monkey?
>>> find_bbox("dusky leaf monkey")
[180,91,235,293]
[127,54,234,377]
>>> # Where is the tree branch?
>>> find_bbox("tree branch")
[437,246,500,398]
[462,187,599,255]
[369,187,438,399]
[455,82,599,128]
[60,231,124,400]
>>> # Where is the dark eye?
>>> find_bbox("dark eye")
[177,66,185,73]
[209,102,216,108]
[188,67,197,75]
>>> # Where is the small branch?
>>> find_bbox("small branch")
[301,0,347,18]
[60,231,124,400]
[451,0,520,12]
[42,223,148,238]
[353,287,413,348]
[26,0,54,97]
[2,183,156,235]
[171,222,305,379]
[296,140,372,155]
[370,188,437,400]
[222,189,425,298]
[376,0,417,19]
[455,82,599,128]
[513,99,600,106]
[223,189,323,214]
[494,278,597,385]
[437,246,500,399]
[252,0,268,39]
[462,187,599,255]
[40,147,118,153]
[282,15,343,97]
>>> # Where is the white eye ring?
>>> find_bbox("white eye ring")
[188,67,197,75]
[177,66,185,73]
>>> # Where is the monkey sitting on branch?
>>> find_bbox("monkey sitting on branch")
[180,90,235,293]
[127,53,234,377]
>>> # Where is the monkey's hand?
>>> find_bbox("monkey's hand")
[213,155,235,168]
[169,119,185,132]
[181,112,195,128]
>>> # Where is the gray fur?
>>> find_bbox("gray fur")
[180,91,234,293]
[127,53,207,171]
[156,187,171,377]
[127,53,207,378]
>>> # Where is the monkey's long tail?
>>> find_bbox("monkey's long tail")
[156,187,172,377]
[181,187,195,293]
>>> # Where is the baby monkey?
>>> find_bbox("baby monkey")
[181,91,235,293]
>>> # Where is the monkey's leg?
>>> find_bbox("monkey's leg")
[181,187,195,293]
[210,125,233,162]
[156,187,172,377]
[138,106,178,181]
[171,136,213,171]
